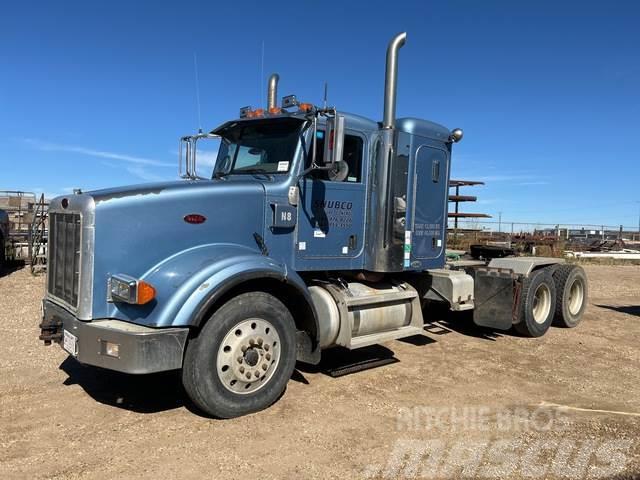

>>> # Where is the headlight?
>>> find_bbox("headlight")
[109,274,156,305]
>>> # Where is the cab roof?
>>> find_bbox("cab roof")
[212,111,450,143]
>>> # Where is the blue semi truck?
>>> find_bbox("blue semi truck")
[40,33,588,418]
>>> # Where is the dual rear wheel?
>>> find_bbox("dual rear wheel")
[514,264,588,337]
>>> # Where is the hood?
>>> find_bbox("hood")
[87,179,246,204]
[78,177,269,321]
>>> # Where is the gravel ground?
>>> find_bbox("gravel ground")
[0,264,639,479]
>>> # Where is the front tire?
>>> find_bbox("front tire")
[552,264,588,328]
[182,292,297,418]
[514,269,557,337]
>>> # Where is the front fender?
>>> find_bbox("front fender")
[126,243,315,333]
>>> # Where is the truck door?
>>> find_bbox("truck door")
[409,143,450,266]
[295,130,366,268]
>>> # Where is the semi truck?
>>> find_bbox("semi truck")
[40,32,588,418]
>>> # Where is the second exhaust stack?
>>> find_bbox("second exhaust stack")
[267,73,279,111]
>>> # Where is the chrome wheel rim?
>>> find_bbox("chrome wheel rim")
[217,318,281,395]
[567,279,585,315]
[532,284,552,324]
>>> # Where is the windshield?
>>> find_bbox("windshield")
[213,118,303,176]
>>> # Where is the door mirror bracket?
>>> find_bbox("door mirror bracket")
[297,111,345,181]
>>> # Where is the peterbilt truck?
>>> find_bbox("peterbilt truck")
[40,33,588,418]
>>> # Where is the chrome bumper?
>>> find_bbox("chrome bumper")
[42,300,189,374]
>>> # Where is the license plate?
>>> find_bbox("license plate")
[63,329,78,356]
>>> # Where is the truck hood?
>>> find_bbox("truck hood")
[86,178,258,204]
[48,178,269,320]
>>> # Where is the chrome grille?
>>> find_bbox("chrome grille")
[48,212,81,309]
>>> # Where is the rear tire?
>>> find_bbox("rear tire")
[182,292,297,418]
[514,269,557,337]
[552,264,588,328]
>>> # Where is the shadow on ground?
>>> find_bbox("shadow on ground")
[423,302,508,341]
[0,260,25,277]
[59,348,392,416]
[297,344,401,379]
[59,357,192,414]
[595,304,640,317]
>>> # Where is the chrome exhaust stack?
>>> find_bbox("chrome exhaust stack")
[267,73,279,110]
[382,32,407,129]
[365,32,408,273]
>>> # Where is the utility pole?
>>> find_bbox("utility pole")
[498,212,502,234]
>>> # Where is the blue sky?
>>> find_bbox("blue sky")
[1,0,639,229]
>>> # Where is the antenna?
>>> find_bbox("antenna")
[323,82,328,109]
[260,41,265,108]
[193,53,203,133]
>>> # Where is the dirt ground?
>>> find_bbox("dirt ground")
[0,265,639,479]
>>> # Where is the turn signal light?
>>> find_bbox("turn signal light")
[136,281,156,305]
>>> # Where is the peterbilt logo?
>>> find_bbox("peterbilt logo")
[184,214,207,224]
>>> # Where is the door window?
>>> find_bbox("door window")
[310,130,364,183]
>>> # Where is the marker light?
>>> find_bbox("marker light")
[449,128,464,143]
[298,103,313,113]
[268,107,281,115]
[109,274,156,305]
[281,95,298,108]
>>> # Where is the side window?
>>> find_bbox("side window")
[342,135,363,183]
[310,130,363,183]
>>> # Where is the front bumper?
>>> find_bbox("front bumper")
[41,300,189,374]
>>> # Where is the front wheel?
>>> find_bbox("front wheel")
[182,292,297,418]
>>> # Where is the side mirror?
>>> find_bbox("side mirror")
[323,115,345,166]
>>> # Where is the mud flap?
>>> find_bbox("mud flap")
[470,268,515,330]
[296,330,321,365]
